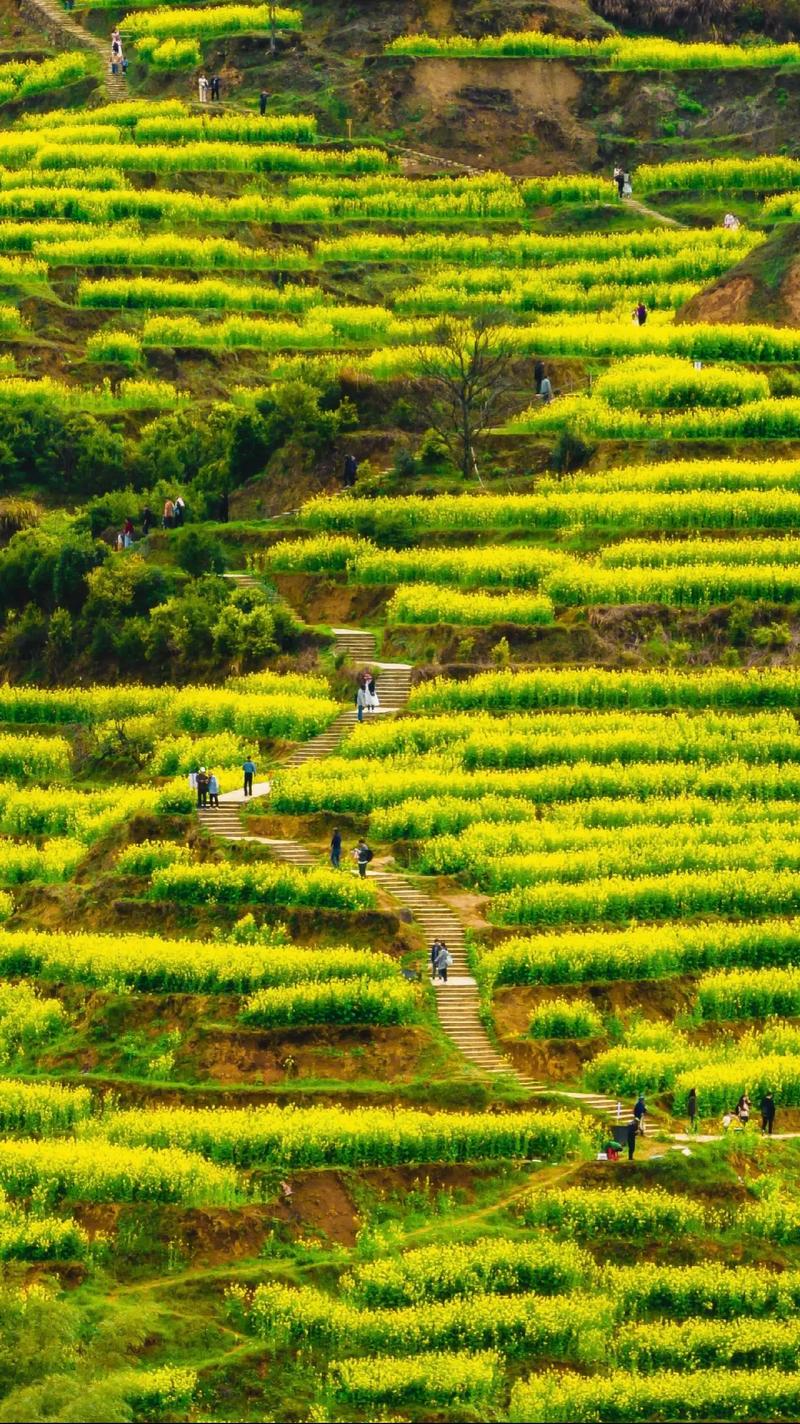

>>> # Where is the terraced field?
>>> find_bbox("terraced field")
[5,0,800,1419]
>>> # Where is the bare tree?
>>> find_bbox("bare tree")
[412,318,517,480]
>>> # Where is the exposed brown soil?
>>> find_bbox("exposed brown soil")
[679,223,800,329]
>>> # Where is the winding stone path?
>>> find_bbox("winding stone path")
[198,616,657,1120]
[20,0,127,99]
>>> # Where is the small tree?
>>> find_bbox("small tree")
[412,318,516,480]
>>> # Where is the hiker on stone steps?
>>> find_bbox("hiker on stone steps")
[354,838,373,878]
[207,771,219,808]
[435,941,453,983]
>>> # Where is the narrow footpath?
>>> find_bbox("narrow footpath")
[22,0,127,99]
[200,613,648,1123]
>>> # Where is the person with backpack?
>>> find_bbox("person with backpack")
[330,827,342,869]
[430,938,443,978]
[354,839,372,878]
[242,756,256,798]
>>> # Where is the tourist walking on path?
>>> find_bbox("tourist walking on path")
[329,827,342,869]
[198,74,210,103]
[737,1092,751,1127]
[622,171,633,197]
[633,300,648,326]
[633,1094,647,1134]
[614,164,624,198]
[141,506,154,536]
[174,495,186,527]
[259,90,268,116]
[626,1118,638,1161]
[430,937,443,978]
[435,941,453,983]
[196,768,209,808]
[211,75,221,101]
[761,1091,776,1135]
[354,838,372,878]
[342,453,358,487]
[163,498,175,529]
[365,673,379,712]
[242,756,256,797]
[687,1087,698,1133]
[207,771,219,807]
[356,682,368,724]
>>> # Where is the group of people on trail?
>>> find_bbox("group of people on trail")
[430,938,454,983]
[613,164,633,199]
[603,1095,648,1162]
[108,499,184,547]
[720,1090,776,1135]
[329,829,373,877]
[110,27,127,75]
[162,496,187,530]
[356,669,379,723]
[189,767,220,808]
[198,75,222,102]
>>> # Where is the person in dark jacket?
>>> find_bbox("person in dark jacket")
[687,1087,698,1133]
[343,453,358,487]
[354,839,371,878]
[633,1094,647,1134]
[259,90,268,116]
[330,828,342,869]
[141,506,154,535]
[430,938,443,978]
[761,1092,776,1135]
[626,1117,638,1161]
[242,756,256,797]
[634,300,648,326]
[534,359,545,395]
[196,768,209,808]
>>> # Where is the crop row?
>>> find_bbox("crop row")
[0,675,337,738]
[77,276,323,312]
[301,488,800,536]
[341,1237,592,1307]
[399,276,699,314]
[477,918,800,988]
[417,820,800,887]
[372,791,791,841]
[387,29,800,68]
[150,862,377,910]
[315,227,755,265]
[507,393,800,440]
[512,1370,800,1423]
[0,137,387,177]
[272,757,800,815]
[0,927,398,992]
[120,3,302,39]
[557,457,800,494]
[386,584,555,625]
[240,977,417,1028]
[323,1352,500,1411]
[490,866,800,928]
[341,708,800,763]
[90,1103,590,1168]
[0,839,84,886]
[0,52,95,105]
[407,665,800,711]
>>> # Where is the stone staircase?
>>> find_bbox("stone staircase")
[195,624,545,1093]
[20,0,128,100]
